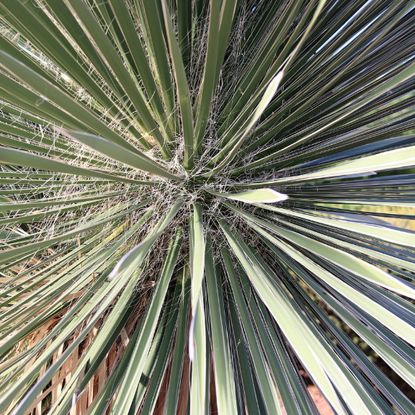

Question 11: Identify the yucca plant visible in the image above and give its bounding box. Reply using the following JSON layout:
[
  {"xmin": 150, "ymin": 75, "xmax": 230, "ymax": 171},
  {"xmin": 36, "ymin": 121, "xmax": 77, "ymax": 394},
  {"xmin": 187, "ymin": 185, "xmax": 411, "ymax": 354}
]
[{"xmin": 0, "ymin": 1, "xmax": 414, "ymax": 414}]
